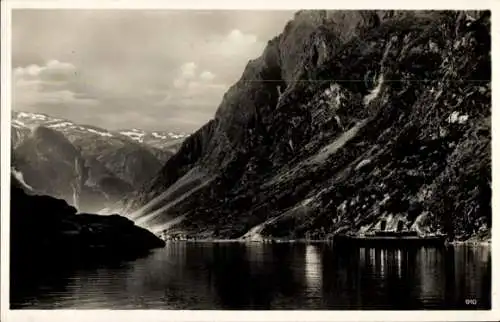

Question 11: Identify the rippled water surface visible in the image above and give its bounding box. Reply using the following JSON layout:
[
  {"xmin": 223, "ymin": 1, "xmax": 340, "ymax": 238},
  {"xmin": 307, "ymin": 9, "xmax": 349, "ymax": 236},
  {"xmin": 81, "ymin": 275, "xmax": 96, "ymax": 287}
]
[{"xmin": 11, "ymin": 243, "xmax": 491, "ymax": 309}]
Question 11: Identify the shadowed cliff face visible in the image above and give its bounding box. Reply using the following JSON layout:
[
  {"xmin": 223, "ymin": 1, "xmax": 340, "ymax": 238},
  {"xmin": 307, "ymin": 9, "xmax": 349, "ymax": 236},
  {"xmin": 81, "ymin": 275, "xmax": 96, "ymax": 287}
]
[
  {"xmin": 13, "ymin": 126, "xmax": 128, "ymax": 213},
  {"xmin": 14, "ymin": 127, "xmax": 92, "ymax": 204},
  {"xmin": 10, "ymin": 174, "xmax": 165, "ymax": 266},
  {"xmin": 127, "ymin": 10, "xmax": 491, "ymax": 241}
]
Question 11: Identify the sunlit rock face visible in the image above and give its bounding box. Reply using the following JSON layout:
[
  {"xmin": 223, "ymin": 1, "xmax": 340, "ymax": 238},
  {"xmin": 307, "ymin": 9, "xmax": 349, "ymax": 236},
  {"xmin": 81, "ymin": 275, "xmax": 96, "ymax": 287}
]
[{"xmin": 127, "ymin": 10, "xmax": 491, "ymax": 242}]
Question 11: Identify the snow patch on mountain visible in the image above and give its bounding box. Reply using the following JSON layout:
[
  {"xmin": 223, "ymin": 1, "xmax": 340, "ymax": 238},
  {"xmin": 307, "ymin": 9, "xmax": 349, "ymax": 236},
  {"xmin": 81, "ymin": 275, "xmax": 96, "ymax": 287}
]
[
  {"xmin": 12, "ymin": 111, "xmax": 188, "ymax": 153},
  {"xmin": 152, "ymin": 132, "xmax": 167, "ymax": 139},
  {"xmin": 86, "ymin": 128, "xmax": 113, "ymax": 137},
  {"xmin": 168, "ymin": 132, "xmax": 187, "ymax": 139},
  {"xmin": 12, "ymin": 119, "xmax": 26, "ymax": 128},
  {"xmin": 119, "ymin": 129, "xmax": 187, "ymax": 143},
  {"xmin": 17, "ymin": 112, "xmax": 48, "ymax": 121},
  {"xmin": 47, "ymin": 121, "xmax": 75, "ymax": 129}
]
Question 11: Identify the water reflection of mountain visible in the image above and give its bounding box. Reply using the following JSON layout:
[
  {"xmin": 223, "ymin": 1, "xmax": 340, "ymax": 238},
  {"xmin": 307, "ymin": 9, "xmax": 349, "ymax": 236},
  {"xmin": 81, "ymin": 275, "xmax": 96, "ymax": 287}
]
[
  {"xmin": 12, "ymin": 243, "xmax": 491, "ymax": 310},
  {"xmin": 197, "ymin": 243, "xmax": 308, "ymax": 309},
  {"xmin": 304, "ymin": 244, "xmax": 323, "ymax": 301},
  {"xmin": 448, "ymin": 245, "xmax": 491, "ymax": 309},
  {"xmin": 415, "ymin": 247, "xmax": 446, "ymax": 307},
  {"xmin": 320, "ymin": 245, "xmax": 491, "ymax": 310},
  {"xmin": 321, "ymin": 246, "xmax": 420, "ymax": 308}
]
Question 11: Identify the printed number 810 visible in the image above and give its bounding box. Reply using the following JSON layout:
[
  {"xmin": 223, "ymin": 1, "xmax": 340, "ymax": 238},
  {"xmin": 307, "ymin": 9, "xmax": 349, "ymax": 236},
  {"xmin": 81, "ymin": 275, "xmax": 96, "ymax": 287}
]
[{"xmin": 465, "ymin": 299, "xmax": 477, "ymax": 305}]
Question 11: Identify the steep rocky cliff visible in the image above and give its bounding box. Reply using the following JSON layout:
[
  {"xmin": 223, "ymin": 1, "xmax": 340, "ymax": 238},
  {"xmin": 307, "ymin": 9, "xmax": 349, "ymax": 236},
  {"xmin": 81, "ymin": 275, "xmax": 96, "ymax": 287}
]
[
  {"xmin": 13, "ymin": 126, "xmax": 119, "ymax": 212},
  {"xmin": 126, "ymin": 10, "xmax": 491, "ymax": 242}
]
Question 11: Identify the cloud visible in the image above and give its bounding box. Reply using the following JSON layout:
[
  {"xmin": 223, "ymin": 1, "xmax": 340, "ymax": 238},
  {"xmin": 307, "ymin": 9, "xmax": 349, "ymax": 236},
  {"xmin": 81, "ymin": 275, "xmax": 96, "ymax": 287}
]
[
  {"xmin": 172, "ymin": 78, "xmax": 187, "ymax": 89},
  {"xmin": 13, "ymin": 60, "xmax": 99, "ymax": 108},
  {"xmin": 199, "ymin": 71, "xmax": 216, "ymax": 81},
  {"xmin": 13, "ymin": 64, "xmax": 42, "ymax": 77},
  {"xmin": 14, "ymin": 60, "xmax": 76, "ymax": 80},
  {"xmin": 199, "ymin": 29, "xmax": 266, "ymax": 84},
  {"xmin": 155, "ymin": 29, "xmax": 263, "ymax": 116},
  {"xmin": 173, "ymin": 62, "xmax": 199, "ymax": 88},
  {"xmin": 228, "ymin": 29, "xmax": 258, "ymax": 46},
  {"xmin": 208, "ymin": 29, "xmax": 261, "ymax": 59},
  {"xmin": 166, "ymin": 62, "xmax": 225, "ymax": 109},
  {"xmin": 11, "ymin": 10, "xmax": 294, "ymax": 132},
  {"xmin": 180, "ymin": 62, "xmax": 197, "ymax": 79},
  {"xmin": 176, "ymin": 63, "xmax": 217, "ymax": 83}
]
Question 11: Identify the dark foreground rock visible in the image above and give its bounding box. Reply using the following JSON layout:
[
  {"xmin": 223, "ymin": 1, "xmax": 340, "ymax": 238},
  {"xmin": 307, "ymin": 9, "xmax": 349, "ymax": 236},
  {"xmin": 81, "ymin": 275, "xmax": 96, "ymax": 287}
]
[{"xmin": 10, "ymin": 178, "xmax": 165, "ymax": 269}]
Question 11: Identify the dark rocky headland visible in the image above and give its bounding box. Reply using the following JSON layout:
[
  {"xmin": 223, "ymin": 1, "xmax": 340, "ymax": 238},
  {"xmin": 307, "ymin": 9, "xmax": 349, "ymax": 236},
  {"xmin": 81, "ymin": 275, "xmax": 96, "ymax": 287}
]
[
  {"xmin": 10, "ymin": 168, "xmax": 165, "ymax": 307},
  {"xmin": 10, "ymin": 174, "xmax": 165, "ymax": 272}
]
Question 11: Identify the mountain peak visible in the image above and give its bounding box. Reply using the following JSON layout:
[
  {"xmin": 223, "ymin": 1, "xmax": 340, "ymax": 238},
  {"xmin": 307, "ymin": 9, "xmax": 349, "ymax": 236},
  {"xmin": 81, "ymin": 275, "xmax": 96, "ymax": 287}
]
[{"xmin": 126, "ymin": 10, "xmax": 491, "ymax": 242}]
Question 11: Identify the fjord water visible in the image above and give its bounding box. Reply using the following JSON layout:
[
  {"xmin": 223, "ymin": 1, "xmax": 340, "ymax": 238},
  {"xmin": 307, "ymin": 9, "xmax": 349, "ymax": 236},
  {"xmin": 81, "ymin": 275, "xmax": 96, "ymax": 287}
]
[{"xmin": 11, "ymin": 243, "xmax": 490, "ymax": 310}]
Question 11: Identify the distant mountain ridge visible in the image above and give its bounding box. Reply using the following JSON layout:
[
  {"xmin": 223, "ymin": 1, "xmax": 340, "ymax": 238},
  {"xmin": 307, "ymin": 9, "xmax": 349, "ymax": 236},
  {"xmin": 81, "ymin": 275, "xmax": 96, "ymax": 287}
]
[
  {"xmin": 117, "ymin": 128, "xmax": 188, "ymax": 154},
  {"xmin": 11, "ymin": 111, "xmax": 189, "ymax": 213},
  {"xmin": 12, "ymin": 111, "xmax": 187, "ymax": 151}
]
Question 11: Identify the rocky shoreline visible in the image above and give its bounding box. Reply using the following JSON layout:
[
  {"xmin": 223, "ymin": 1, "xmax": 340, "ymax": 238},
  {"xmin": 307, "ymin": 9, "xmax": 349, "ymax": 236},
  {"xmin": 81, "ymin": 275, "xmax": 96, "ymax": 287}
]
[{"xmin": 155, "ymin": 236, "xmax": 491, "ymax": 246}]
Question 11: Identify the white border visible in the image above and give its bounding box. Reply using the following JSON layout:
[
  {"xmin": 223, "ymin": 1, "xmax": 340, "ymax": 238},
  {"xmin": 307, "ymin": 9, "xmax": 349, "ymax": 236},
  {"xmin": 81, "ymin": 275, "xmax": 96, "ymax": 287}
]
[{"xmin": 1, "ymin": 0, "xmax": 498, "ymax": 321}]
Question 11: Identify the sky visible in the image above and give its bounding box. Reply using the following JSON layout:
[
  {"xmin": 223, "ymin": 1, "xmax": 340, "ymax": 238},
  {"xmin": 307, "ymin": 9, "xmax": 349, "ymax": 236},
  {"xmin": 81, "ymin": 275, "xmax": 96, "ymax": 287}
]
[{"xmin": 12, "ymin": 10, "xmax": 294, "ymax": 132}]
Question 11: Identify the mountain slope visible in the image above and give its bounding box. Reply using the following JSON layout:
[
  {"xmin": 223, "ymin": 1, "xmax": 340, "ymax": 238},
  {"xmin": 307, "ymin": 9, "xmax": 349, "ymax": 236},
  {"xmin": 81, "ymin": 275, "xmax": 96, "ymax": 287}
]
[
  {"xmin": 11, "ymin": 112, "xmax": 186, "ymax": 212},
  {"xmin": 126, "ymin": 10, "xmax": 491, "ymax": 242},
  {"xmin": 12, "ymin": 111, "xmax": 181, "ymax": 164}
]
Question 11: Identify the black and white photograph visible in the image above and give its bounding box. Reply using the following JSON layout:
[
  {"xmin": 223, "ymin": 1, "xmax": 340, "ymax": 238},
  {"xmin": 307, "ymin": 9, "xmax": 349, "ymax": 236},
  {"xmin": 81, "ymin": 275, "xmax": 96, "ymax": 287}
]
[{"xmin": 0, "ymin": 0, "xmax": 497, "ymax": 320}]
